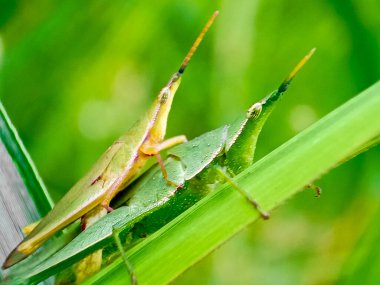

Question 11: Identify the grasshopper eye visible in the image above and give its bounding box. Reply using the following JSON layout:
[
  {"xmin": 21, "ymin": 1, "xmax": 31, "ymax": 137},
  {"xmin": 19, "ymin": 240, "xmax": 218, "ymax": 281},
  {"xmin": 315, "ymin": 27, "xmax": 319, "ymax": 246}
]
[
  {"xmin": 247, "ymin": 103, "xmax": 262, "ymax": 119},
  {"xmin": 171, "ymin": 72, "xmax": 180, "ymax": 82},
  {"xmin": 159, "ymin": 87, "xmax": 170, "ymax": 104}
]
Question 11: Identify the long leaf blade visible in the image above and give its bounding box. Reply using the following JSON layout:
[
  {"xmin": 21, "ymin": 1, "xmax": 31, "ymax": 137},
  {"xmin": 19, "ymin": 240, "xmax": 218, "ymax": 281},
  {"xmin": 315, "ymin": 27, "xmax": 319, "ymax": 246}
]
[
  {"xmin": 0, "ymin": 101, "xmax": 53, "ymax": 215},
  {"xmin": 83, "ymin": 81, "xmax": 380, "ymax": 285}
]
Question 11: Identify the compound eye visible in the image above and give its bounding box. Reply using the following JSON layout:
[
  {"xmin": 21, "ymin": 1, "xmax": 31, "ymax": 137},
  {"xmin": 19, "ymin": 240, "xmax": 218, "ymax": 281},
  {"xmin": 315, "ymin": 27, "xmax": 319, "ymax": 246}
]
[
  {"xmin": 159, "ymin": 87, "xmax": 170, "ymax": 104},
  {"xmin": 247, "ymin": 103, "xmax": 262, "ymax": 119},
  {"xmin": 171, "ymin": 73, "xmax": 180, "ymax": 82}
]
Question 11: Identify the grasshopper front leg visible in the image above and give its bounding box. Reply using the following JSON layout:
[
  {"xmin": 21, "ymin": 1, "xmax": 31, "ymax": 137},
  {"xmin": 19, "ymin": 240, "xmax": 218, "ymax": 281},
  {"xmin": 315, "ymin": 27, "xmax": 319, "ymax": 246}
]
[
  {"xmin": 100, "ymin": 135, "xmax": 187, "ymax": 212},
  {"xmin": 215, "ymin": 167, "xmax": 270, "ymax": 220},
  {"xmin": 140, "ymin": 135, "xmax": 187, "ymax": 188}
]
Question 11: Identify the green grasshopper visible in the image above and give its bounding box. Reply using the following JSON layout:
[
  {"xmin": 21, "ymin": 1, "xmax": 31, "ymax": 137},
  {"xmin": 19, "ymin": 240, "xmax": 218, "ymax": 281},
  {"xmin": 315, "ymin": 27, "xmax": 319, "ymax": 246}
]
[
  {"xmin": 8, "ymin": 49, "xmax": 315, "ymax": 285},
  {"xmin": 2, "ymin": 11, "xmax": 219, "ymax": 269},
  {"xmin": 112, "ymin": 48, "xmax": 316, "ymax": 282}
]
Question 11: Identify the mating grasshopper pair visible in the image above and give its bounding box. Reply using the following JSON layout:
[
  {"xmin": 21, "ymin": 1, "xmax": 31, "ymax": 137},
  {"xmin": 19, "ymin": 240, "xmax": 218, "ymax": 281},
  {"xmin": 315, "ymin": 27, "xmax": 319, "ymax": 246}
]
[{"xmin": 2, "ymin": 10, "xmax": 314, "ymax": 285}]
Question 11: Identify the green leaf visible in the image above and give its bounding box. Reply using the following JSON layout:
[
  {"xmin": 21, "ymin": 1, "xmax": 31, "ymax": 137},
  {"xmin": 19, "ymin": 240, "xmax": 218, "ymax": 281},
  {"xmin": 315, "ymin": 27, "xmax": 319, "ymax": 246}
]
[
  {"xmin": 82, "ymin": 82, "xmax": 380, "ymax": 285},
  {"xmin": 0, "ymin": 101, "xmax": 53, "ymax": 215}
]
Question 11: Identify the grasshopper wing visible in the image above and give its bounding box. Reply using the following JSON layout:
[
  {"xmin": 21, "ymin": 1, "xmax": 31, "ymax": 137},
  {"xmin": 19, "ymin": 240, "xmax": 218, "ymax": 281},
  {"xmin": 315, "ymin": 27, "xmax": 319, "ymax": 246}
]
[{"xmin": 3, "ymin": 140, "xmax": 126, "ymax": 268}]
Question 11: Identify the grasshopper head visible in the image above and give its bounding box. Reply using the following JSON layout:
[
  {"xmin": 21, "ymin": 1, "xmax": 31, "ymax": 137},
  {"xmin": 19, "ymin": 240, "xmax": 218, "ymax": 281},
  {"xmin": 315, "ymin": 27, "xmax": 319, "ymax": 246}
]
[
  {"xmin": 158, "ymin": 72, "xmax": 182, "ymax": 105},
  {"xmin": 149, "ymin": 72, "xmax": 182, "ymax": 140},
  {"xmin": 148, "ymin": 11, "xmax": 217, "ymax": 140},
  {"xmin": 246, "ymin": 102, "xmax": 263, "ymax": 120},
  {"xmin": 156, "ymin": 10, "xmax": 218, "ymax": 111}
]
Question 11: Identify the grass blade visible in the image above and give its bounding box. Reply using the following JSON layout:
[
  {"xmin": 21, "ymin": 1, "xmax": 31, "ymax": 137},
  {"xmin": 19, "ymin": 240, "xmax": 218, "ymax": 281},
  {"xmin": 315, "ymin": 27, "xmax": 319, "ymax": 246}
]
[
  {"xmin": 0, "ymin": 101, "xmax": 53, "ymax": 215},
  {"xmin": 83, "ymin": 81, "xmax": 380, "ymax": 285}
]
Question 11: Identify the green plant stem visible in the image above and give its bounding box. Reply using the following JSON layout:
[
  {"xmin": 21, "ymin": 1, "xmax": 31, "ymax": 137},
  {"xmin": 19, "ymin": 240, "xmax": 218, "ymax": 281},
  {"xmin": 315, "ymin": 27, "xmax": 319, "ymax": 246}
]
[{"xmin": 83, "ymin": 82, "xmax": 380, "ymax": 285}]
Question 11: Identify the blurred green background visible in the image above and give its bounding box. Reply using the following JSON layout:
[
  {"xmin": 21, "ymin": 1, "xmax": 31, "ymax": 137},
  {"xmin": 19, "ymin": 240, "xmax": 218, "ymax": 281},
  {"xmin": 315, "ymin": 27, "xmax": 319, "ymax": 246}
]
[{"xmin": 1, "ymin": 0, "xmax": 380, "ymax": 284}]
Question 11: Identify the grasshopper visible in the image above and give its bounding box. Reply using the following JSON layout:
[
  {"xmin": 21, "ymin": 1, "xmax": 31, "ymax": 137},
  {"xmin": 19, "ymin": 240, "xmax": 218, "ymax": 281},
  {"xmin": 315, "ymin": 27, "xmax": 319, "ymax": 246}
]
[
  {"xmin": 2, "ymin": 11, "xmax": 219, "ymax": 269},
  {"xmin": 111, "ymin": 49, "xmax": 316, "ymax": 280},
  {"xmin": 9, "ymin": 48, "xmax": 315, "ymax": 285}
]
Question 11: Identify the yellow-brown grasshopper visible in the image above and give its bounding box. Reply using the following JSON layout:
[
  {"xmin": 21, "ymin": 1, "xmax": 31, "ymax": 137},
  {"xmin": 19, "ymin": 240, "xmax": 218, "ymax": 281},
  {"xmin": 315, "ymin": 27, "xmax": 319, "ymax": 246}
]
[{"xmin": 3, "ymin": 11, "xmax": 219, "ymax": 269}]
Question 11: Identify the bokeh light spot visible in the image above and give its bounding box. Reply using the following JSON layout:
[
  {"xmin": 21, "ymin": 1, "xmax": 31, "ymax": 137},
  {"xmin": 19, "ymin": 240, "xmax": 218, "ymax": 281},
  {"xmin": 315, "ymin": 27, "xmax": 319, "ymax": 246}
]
[{"xmin": 289, "ymin": 104, "xmax": 319, "ymax": 132}]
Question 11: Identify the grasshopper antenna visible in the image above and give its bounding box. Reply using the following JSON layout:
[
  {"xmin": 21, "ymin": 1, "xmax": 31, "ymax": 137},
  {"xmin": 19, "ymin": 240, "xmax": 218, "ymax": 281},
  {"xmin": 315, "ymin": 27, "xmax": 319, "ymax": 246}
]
[
  {"xmin": 178, "ymin": 10, "xmax": 219, "ymax": 74},
  {"xmin": 278, "ymin": 48, "xmax": 316, "ymax": 93}
]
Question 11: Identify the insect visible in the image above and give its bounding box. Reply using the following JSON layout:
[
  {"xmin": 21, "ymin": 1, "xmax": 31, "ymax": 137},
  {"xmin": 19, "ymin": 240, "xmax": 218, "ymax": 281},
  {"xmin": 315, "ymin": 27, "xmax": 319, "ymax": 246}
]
[
  {"xmin": 112, "ymin": 48, "xmax": 316, "ymax": 282},
  {"xmin": 2, "ymin": 10, "xmax": 219, "ymax": 269},
  {"xmin": 10, "ymin": 48, "xmax": 315, "ymax": 285}
]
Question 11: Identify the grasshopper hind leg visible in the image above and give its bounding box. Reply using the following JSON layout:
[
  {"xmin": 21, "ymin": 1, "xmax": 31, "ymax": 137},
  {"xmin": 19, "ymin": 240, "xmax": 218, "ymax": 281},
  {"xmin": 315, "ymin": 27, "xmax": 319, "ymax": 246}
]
[{"xmin": 215, "ymin": 167, "xmax": 270, "ymax": 220}]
